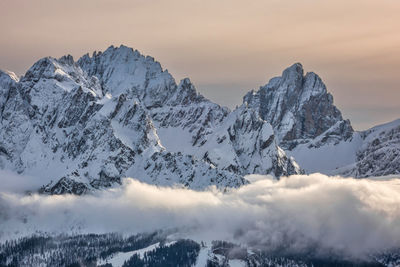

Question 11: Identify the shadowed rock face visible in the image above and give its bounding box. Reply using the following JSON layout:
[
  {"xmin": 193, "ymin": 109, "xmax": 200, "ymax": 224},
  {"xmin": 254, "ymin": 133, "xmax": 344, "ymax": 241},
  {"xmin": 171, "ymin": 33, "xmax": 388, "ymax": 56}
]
[{"xmin": 244, "ymin": 63, "xmax": 353, "ymax": 150}]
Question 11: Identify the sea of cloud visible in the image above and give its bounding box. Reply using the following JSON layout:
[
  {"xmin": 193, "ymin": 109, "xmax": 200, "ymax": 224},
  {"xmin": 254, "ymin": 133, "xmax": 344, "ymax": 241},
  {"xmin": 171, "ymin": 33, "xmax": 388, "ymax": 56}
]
[{"xmin": 0, "ymin": 172, "xmax": 400, "ymax": 260}]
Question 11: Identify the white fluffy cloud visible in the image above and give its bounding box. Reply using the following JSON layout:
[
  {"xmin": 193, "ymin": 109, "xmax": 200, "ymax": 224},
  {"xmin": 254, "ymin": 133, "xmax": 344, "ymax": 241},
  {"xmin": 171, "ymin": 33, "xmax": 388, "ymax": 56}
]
[{"xmin": 0, "ymin": 173, "xmax": 400, "ymax": 260}]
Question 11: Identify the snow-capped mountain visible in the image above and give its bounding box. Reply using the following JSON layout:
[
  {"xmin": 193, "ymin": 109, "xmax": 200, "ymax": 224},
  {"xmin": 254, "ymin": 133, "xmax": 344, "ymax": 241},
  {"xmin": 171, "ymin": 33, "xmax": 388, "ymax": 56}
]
[
  {"xmin": 244, "ymin": 63, "xmax": 400, "ymax": 177},
  {"xmin": 0, "ymin": 45, "xmax": 300, "ymax": 194},
  {"xmin": 0, "ymin": 45, "xmax": 398, "ymax": 194}
]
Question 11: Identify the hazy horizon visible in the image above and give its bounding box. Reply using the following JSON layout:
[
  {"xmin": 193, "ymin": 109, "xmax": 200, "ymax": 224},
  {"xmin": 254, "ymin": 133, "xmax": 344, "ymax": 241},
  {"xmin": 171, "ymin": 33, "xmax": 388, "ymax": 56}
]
[{"xmin": 1, "ymin": 0, "xmax": 399, "ymax": 130}]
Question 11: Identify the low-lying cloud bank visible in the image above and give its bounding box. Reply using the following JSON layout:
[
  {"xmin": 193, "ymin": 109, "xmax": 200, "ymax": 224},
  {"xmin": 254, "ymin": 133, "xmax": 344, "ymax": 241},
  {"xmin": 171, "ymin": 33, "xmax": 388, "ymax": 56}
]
[{"xmin": 0, "ymin": 173, "xmax": 400, "ymax": 260}]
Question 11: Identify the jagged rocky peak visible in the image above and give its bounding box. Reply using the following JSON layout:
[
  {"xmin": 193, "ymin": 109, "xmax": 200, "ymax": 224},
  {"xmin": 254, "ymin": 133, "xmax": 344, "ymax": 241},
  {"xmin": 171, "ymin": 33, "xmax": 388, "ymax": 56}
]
[
  {"xmin": 244, "ymin": 63, "xmax": 353, "ymax": 149},
  {"xmin": 77, "ymin": 45, "xmax": 186, "ymax": 108},
  {"xmin": 22, "ymin": 54, "xmax": 101, "ymax": 90},
  {"xmin": 0, "ymin": 70, "xmax": 18, "ymax": 112},
  {"xmin": 18, "ymin": 55, "xmax": 103, "ymax": 115},
  {"xmin": 0, "ymin": 70, "xmax": 19, "ymax": 83},
  {"xmin": 24, "ymin": 55, "xmax": 77, "ymax": 80},
  {"xmin": 226, "ymin": 104, "xmax": 302, "ymax": 176},
  {"xmin": 170, "ymin": 77, "xmax": 206, "ymax": 105}
]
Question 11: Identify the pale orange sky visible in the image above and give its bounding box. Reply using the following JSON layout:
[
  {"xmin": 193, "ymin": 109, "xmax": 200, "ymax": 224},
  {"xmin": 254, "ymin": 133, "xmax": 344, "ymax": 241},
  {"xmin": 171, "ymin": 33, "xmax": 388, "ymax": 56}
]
[{"xmin": 1, "ymin": 0, "xmax": 399, "ymax": 130}]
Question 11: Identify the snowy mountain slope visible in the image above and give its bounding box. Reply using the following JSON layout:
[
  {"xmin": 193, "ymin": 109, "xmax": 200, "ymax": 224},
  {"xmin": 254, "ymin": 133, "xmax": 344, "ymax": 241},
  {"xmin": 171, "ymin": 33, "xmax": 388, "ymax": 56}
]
[
  {"xmin": 345, "ymin": 118, "xmax": 400, "ymax": 177},
  {"xmin": 150, "ymin": 101, "xmax": 301, "ymax": 177},
  {"xmin": 0, "ymin": 45, "xmax": 300, "ymax": 194},
  {"xmin": 77, "ymin": 46, "xmax": 302, "ymax": 185},
  {"xmin": 78, "ymin": 45, "xmax": 300, "ymax": 178},
  {"xmin": 279, "ymin": 118, "xmax": 399, "ymax": 177}
]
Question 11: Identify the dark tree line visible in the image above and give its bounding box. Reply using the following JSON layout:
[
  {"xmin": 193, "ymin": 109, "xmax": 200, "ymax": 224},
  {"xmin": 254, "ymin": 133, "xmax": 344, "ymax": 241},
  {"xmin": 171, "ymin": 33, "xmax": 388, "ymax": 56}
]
[
  {"xmin": 122, "ymin": 239, "xmax": 200, "ymax": 267},
  {"xmin": 0, "ymin": 232, "xmax": 165, "ymax": 267},
  {"xmin": 0, "ymin": 233, "xmax": 398, "ymax": 267}
]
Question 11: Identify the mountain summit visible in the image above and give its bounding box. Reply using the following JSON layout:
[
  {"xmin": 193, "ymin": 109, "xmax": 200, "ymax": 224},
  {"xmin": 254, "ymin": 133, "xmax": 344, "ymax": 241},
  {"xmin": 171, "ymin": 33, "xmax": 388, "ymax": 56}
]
[{"xmin": 244, "ymin": 63, "xmax": 353, "ymax": 150}]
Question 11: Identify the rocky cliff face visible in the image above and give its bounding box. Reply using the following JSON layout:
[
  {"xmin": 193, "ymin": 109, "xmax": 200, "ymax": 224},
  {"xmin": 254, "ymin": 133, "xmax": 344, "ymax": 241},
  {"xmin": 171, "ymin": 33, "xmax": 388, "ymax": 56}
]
[
  {"xmin": 0, "ymin": 45, "xmax": 301, "ymax": 194},
  {"xmin": 242, "ymin": 63, "xmax": 400, "ymax": 178},
  {"xmin": 244, "ymin": 63, "xmax": 353, "ymax": 150}
]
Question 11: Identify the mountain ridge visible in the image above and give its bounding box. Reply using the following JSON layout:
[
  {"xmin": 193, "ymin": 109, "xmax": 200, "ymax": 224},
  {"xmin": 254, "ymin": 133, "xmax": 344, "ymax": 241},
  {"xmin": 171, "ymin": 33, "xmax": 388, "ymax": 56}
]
[
  {"xmin": 0, "ymin": 45, "xmax": 300, "ymax": 194},
  {"xmin": 0, "ymin": 45, "xmax": 398, "ymax": 194}
]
